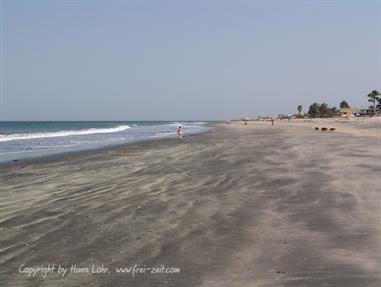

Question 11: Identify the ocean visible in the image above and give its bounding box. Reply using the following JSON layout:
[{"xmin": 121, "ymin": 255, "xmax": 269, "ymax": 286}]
[{"xmin": 0, "ymin": 121, "xmax": 209, "ymax": 163}]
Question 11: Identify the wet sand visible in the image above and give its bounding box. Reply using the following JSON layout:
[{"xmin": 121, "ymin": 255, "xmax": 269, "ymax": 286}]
[{"xmin": 1, "ymin": 122, "xmax": 381, "ymax": 286}]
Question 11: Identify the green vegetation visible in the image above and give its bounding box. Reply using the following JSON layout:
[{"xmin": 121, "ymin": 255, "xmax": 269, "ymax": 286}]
[
  {"xmin": 294, "ymin": 89, "xmax": 380, "ymax": 119},
  {"xmin": 297, "ymin": 105, "xmax": 302, "ymax": 117},
  {"xmin": 308, "ymin": 102, "xmax": 338, "ymax": 118},
  {"xmin": 367, "ymin": 90, "xmax": 381, "ymax": 114}
]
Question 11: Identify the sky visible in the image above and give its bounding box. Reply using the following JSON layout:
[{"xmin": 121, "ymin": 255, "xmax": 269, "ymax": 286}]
[{"xmin": 1, "ymin": 0, "xmax": 380, "ymax": 121}]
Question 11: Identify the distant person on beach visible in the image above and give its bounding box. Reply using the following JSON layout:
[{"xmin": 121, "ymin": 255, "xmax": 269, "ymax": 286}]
[
  {"xmin": 271, "ymin": 119, "xmax": 274, "ymax": 125},
  {"xmin": 177, "ymin": 125, "xmax": 184, "ymax": 140}
]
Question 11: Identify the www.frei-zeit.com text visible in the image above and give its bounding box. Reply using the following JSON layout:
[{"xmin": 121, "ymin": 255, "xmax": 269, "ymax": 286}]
[{"xmin": 18, "ymin": 264, "xmax": 181, "ymax": 278}]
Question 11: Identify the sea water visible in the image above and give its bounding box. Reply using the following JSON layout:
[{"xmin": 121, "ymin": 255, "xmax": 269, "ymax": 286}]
[{"xmin": 0, "ymin": 121, "xmax": 209, "ymax": 163}]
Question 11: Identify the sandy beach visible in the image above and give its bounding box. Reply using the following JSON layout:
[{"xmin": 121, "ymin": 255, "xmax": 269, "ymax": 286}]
[{"xmin": 1, "ymin": 119, "xmax": 381, "ymax": 287}]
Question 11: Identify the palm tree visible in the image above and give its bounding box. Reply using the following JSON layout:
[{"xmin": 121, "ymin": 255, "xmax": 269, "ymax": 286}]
[
  {"xmin": 297, "ymin": 105, "xmax": 302, "ymax": 117},
  {"xmin": 367, "ymin": 90, "xmax": 381, "ymax": 115}
]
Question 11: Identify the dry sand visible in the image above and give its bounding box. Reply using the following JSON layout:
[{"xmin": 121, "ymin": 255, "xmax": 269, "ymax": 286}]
[{"xmin": 1, "ymin": 119, "xmax": 381, "ymax": 286}]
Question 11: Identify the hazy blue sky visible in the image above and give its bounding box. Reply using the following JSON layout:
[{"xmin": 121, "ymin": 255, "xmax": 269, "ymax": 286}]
[{"xmin": 1, "ymin": 1, "xmax": 380, "ymax": 120}]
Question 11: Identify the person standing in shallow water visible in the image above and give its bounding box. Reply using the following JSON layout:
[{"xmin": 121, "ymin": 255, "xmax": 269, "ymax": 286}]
[{"xmin": 177, "ymin": 125, "xmax": 184, "ymax": 141}]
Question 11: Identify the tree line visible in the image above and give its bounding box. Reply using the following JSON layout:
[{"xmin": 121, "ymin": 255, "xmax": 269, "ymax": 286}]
[{"xmin": 296, "ymin": 90, "xmax": 381, "ymax": 118}]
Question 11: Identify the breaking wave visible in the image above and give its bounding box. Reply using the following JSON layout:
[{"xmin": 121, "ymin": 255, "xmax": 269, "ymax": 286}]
[{"xmin": 0, "ymin": 125, "xmax": 130, "ymax": 142}]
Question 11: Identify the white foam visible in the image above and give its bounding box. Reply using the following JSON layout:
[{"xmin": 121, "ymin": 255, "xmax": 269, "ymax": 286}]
[
  {"xmin": 170, "ymin": 122, "xmax": 182, "ymax": 127},
  {"xmin": 0, "ymin": 125, "xmax": 130, "ymax": 142},
  {"xmin": 170, "ymin": 121, "xmax": 207, "ymax": 128}
]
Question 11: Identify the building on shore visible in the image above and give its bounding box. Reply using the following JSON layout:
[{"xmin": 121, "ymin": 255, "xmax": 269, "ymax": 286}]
[{"xmin": 340, "ymin": 107, "xmax": 360, "ymax": 117}]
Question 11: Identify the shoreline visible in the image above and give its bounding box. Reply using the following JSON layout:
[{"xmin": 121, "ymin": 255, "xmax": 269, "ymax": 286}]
[{"xmin": 0, "ymin": 127, "xmax": 213, "ymax": 169}]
